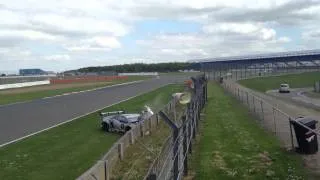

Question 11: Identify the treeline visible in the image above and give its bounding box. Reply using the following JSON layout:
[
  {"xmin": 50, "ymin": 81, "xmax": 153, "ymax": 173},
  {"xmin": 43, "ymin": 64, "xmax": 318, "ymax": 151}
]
[{"xmin": 73, "ymin": 62, "xmax": 200, "ymax": 73}]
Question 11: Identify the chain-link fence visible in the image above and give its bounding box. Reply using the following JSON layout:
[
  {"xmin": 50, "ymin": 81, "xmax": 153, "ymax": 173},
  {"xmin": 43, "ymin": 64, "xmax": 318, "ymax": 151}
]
[
  {"xmin": 77, "ymin": 96, "xmax": 177, "ymax": 180},
  {"xmin": 221, "ymin": 80, "xmax": 320, "ymax": 153},
  {"xmin": 144, "ymin": 75, "xmax": 208, "ymax": 180},
  {"xmin": 77, "ymin": 75, "xmax": 208, "ymax": 180}
]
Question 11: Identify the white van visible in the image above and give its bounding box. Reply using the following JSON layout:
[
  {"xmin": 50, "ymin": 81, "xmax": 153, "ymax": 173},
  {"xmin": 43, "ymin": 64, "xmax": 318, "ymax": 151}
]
[{"xmin": 279, "ymin": 83, "xmax": 290, "ymax": 93}]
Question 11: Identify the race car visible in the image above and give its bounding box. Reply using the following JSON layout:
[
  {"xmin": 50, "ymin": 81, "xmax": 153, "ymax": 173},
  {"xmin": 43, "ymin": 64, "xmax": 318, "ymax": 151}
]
[{"xmin": 99, "ymin": 106, "xmax": 154, "ymax": 133}]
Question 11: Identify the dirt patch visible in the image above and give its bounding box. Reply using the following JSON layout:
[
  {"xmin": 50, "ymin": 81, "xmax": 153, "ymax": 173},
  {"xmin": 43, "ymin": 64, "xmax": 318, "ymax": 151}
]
[{"xmin": 0, "ymin": 81, "xmax": 112, "ymax": 95}]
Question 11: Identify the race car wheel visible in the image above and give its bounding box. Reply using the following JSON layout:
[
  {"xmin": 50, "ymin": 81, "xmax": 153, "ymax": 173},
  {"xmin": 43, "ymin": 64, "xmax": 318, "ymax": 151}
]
[
  {"xmin": 102, "ymin": 123, "xmax": 110, "ymax": 132},
  {"xmin": 125, "ymin": 126, "xmax": 131, "ymax": 132}
]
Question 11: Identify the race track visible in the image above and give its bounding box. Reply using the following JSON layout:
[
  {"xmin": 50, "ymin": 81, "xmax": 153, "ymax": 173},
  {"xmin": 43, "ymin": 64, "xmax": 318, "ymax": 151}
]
[{"xmin": 0, "ymin": 75, "xmax": 189, "ymax": 146}]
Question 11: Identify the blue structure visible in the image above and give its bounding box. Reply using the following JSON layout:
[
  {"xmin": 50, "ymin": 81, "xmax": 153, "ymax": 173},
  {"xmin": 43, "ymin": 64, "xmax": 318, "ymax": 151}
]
[
  {"xmin": 194, "ymin": 49, "xmax": 320, "ymax": 79},
  {"xmin": 19, "ymin": 69, "xmax": 47, "ymax": 76}
]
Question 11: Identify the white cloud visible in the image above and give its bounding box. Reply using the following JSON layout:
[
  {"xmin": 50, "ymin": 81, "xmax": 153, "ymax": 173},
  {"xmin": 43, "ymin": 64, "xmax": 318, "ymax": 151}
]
[
  {"xmin": 0, "ymin": 30, "xmax": 58, "ymax": 41},
  {"xmin": 44, "ymin": 54, "xmax": 71, "ymax": 61},
  {"xmin": 0, "ymin": 0, "xmax": 320, "ymax": 71},
  {"xmin": 64, "ymin": 36, "xmax": 121, "ymax": 52}
]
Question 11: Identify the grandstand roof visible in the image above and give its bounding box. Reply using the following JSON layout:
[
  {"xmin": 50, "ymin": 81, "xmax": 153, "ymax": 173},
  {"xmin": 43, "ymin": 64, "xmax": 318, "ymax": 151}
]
[{"xmin": 196, "ymin": 49, "xmax": 320, "ymax": 64}]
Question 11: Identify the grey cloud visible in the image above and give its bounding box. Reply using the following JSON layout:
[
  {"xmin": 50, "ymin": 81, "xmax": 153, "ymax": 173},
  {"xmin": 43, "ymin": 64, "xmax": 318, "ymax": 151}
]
[
  {"xmin": 212, "ymin": 0, "xmax": 320, "ymax": 25},
  {"xmin": 131, "ymin": 5, "xmax": 225, "ymax": 20}
]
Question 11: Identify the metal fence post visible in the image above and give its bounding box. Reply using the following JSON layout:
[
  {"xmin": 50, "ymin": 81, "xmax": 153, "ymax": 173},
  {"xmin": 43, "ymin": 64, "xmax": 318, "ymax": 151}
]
[
  {"xmin": 156, "ymin": 113, "xmax": 159, "ymax": 125},
  {"xmin": 104, "ymin": 160, "xmax": 110, "ymax": 180},
  {"xmin": 246, "ymin": 92, "xmax": 249, "ymax": 107},
  {"xmin": 118, "ymin": 143, "xmax": 124, "ymax": 160},
  {"xmin": 252, "ymin": 96, "xmax": 256, "ymax": 113},
  {"xmin": 272, "ymin": 107, "xmax": 277, "ymax": 135},
  {"xmin": 182, "ymin": 116, "xmax": 188, "ymax": 176},
  {"xmin": 260, "ymin": 100, "xmax": 264, "ymax": 121},
  {"xmin": 159, "ymin": 111, "xmax": 179, "ymax": 180}
]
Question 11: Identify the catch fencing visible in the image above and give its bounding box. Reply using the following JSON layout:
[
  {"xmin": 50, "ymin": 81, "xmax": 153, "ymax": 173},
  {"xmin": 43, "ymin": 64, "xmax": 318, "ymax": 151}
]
[
  {"xmin": 144, "ymin": 75, "xmax": 208, "ymax": 180},
  {"xmin": 221, "ymin": 80, "xmax": 320, "ymax": 151},
  {"xmin": 77, "ymin": 98, "xmax": 176, "ymax": 180},
  {"xmin": 77, "ymin": 75, "xmax": 208, "ymax": 180}
]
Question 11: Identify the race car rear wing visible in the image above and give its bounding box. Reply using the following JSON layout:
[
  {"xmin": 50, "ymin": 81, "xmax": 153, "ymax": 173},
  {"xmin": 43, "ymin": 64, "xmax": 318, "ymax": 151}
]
[{"xmin": 99, "ymin": 110, "xmax": 125, "ymax": 117}]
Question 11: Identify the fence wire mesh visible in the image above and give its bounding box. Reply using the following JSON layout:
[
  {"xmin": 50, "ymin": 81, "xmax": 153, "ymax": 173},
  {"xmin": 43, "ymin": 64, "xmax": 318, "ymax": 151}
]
[{"xmin": 144, "ymin": 75, "xmax": 208, "ymax": 180}]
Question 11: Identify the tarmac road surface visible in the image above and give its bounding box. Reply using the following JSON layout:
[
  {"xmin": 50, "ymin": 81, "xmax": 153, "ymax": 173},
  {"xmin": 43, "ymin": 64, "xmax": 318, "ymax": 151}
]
[{"xmin": 0, "ymin": 75, "xmax": 189, "ymax": 146}]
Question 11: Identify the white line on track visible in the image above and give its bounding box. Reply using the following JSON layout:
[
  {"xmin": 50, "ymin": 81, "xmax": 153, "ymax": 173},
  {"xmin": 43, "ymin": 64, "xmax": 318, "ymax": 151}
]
[
  {"xmin": 0, "ymin": 80, "xmax": 144, "ymax": 107},
  {"xmin": 0, "ymin": 81, "xmax": 169, "ymax": 148}
]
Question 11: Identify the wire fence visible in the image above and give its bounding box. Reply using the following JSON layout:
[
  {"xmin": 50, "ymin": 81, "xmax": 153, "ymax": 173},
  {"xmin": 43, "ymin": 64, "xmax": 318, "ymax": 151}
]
[
  {"xmin": 221, "ymin": 80, "xmax": 320, "ymax": 153},
  {"xmin": 77, "ymin": 95, "xmax": 177, "ymax": 180},
  {"xmin": 144, "ymin": 75, "xmax": 208, "ymax": 180}
]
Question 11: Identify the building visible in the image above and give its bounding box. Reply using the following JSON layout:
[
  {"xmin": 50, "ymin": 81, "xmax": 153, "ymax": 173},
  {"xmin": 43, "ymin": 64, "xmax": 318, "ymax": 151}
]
[{"xmin": 19, "ymin": 69, "xmax": 47, "ymax": 76}]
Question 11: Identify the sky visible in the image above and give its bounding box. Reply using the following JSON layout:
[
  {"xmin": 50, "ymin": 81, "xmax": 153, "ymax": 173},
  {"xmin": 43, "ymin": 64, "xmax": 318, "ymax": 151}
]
[{"xmin": 1, "ymin": 0, "xmax": 320, "ymax": 73}]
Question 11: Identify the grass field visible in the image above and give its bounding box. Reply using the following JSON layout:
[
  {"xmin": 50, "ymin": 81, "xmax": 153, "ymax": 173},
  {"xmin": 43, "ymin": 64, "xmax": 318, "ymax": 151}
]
[
  {"xmin": 239, "ymin": 71, "xmax": 320, "ymax": 92},
  {"xmin": 191, "ymin": 82, "xmax": 308, "ymax": 179},
  {"xmin": 0, "ymin": 84, "xmax": 182, "ymax": 180},
  {"xmin": 0, "ymin": 76, "xmax": 148, "ymax": 105}
]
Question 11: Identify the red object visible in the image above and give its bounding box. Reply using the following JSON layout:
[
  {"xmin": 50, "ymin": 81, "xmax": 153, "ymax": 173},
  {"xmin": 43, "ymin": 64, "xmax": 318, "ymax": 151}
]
[
  {"xmin": 184, "ymin": 80, "xmax": 193, "ymax": 88},
  {"xmin": 50, "ymin": 76, "xmax": 128, "ymax": 84}
]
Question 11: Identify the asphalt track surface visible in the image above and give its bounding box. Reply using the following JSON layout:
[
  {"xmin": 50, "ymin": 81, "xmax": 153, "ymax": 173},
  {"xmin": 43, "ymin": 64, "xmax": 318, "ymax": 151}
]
[{"xmin": 0, "ymin": 75, "xmax": 189, "ymax": 145}]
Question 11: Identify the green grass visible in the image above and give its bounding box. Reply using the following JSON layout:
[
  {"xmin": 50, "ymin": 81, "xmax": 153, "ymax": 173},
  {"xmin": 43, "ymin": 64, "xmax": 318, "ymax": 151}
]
[
  {"xmin": 111, "ymin": 97, "xmax": 185, "ymax": 180},
  {"xmin": 239, "ymin": 71, "xmax": 320, "ymax": 92},
  {"xmin": 0, "ymin": 76, "xmax": 148, "ymax": 105},
  {"xmin": 191, "ymin": 82, "xmax": 308, "ymax": 179},
  {"xmin": 0, "ymin": 84, "xmax": 182, "ymax": 180}
]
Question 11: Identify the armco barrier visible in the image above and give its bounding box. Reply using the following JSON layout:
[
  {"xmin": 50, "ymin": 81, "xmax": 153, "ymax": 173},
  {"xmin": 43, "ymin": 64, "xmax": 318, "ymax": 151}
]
[
  {"xmin": 50, "ymin": 76, "xmax": 128, "ymax": 84},
  {"xmin": 0, "ymin": 80, "xmax": 50, "ymax": 90}
]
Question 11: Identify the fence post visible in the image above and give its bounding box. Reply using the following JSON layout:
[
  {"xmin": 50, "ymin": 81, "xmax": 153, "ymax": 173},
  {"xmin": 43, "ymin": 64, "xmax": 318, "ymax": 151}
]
[
  {"xmin": 272, "ymin": 107, "xmax": 277, "ymax": 135},
  {"xmin": 156, "ymin": 113, "xmax": 159, "ymax": 125},
  {"xmin": 252, "ymin": 96, "xmax": 256, "ymax": 113},
  {"xmin": 260, "ymin": 100, "xmax": 264, "ymax": 121},
  {"xmin": 182, "ymin": 116, "xmax": 188, "ymax": 176},
  {"xmin": 118, "ymin": 143, "xmax": 124, "ymax": 160},
  {"xmin": 159, "ymin": 111, "xmax": 179, "ymax": 180},
  {"xmin": 129, "ymin": 131, "xmax": 135, "ymax": 144},
  {"xmin": 246, "ymin": 92, "xmax": 249, "ymax": 107},
  {"xmin": 148, "ymin": 118, "xmax": 152, "ymax": 134},
  {"xmin": 187, "ymin": 103, "xmax": 193, "ymax": 154},
  {"xmin": 140, "ymin": 123, "xmax": 144, "ymax": 137},
  {"xmin": 237, "ymin": 88, "xmax": 240, "ymax": 100},
  {"xmin": 104, "ymin": 160, "xmax": 110, "ymax": 180},
  {"xmin": 188, "ymin": 117, "xmax": 192, "ymax": 153}
]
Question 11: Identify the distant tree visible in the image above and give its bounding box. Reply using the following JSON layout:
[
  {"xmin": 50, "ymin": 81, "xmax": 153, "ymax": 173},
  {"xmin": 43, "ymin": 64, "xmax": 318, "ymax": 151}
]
[
  {"xmin": 75, "ymin": 62, "xmax": 200, "ymax": 73},
  {"xmin": 1, "ymin": 74, "xmax": 5, "ymax": 77}
]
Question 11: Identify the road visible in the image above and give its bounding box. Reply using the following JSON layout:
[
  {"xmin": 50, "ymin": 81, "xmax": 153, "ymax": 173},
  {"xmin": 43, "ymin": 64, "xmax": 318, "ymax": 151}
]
[
  {"xmin": 0, "ymin": 75, "xmax": 189, "ymax": 146},
  {"xmin": 266, "ymin": 88, "xmax": 320, "ymax": 111}
]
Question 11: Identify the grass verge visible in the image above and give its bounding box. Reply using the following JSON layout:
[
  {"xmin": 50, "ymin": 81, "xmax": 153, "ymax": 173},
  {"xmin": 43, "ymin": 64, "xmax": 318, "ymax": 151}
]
[
  {"xmin": 0, "ymin": 84, "xmax": 181, "ymax": 180},
  {"xmin": 190, "ymin": 82, "xmax": 307, "ymax": 179},
  {"xmin": 239, "ymin": 71, "xmax": 320, "ymax": 92},
  {"xmin": 0, "ymin": 76, "xmax": 149, "ymax": 105}
]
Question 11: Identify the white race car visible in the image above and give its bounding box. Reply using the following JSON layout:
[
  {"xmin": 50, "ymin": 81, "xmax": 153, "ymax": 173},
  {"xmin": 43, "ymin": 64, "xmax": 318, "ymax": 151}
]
[{"xmin": 99, "ymin": 106, "xmax": 154, "ymax": 133}]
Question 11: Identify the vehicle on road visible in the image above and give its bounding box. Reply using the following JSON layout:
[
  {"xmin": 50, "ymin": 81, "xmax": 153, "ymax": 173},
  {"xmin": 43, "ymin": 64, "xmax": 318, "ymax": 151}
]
[
  {"xmin": 279, "ymin": 83, "xmax": 290, "ymax": 93},
  {"xmin": 99, "ymin": 106, "xmax": 154, "ymax": 133}
]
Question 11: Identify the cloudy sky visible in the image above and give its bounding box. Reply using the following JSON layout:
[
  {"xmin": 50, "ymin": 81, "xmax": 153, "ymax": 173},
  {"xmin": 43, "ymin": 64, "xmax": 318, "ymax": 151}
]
[{"xmin": 1, "ymin": 0, "xmax": 320, "ymax": 73}]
